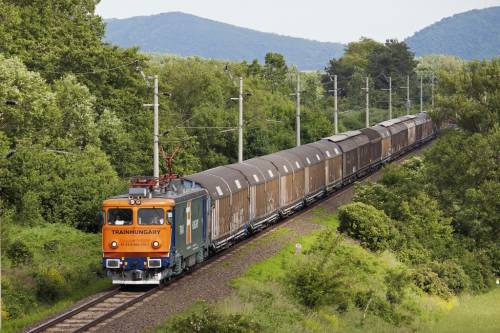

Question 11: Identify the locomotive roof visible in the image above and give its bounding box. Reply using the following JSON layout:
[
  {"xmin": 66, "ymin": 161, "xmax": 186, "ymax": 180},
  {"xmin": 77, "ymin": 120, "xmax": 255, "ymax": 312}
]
[{"xmin": 106, "ymin": 187, "xmax": 206, "ymax": 205}]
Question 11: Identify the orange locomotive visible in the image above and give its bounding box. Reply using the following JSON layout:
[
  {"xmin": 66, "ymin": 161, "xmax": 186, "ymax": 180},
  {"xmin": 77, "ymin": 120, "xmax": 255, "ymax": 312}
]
[{"xmin": 101, "ymin": 184, "xmax": 209, "ymax": 284}]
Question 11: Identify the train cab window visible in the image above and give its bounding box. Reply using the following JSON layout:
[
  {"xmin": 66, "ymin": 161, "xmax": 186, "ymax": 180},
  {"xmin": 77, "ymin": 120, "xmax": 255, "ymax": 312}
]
[
  {"xmin": 138, "ymin": 208, "xmax": 164, "ymax": 225},
  {"xmin": 108, "ymin": 209, "xmax": 132, "ymax": 225}
]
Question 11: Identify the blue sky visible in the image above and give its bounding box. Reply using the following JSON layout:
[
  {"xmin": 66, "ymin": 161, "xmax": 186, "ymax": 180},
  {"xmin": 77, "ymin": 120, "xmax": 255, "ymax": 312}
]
[{"xmin": 97, "ymin": 0, "xmax": 500, "ymax": 43}]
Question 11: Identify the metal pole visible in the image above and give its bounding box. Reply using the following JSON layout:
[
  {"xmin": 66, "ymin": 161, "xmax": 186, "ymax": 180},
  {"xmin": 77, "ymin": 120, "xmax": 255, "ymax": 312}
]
[
  {"xmin": 431, "ymin": 75, "xmax": 435, "ymax": 110},
  {"xmin": 389, "ymin": 76, "xmax": 392, "ymax": 119},
  {"xmin": 334, "ymin": 75, "xmax": 338, "ymax": 134},
  {"xmin": 238, "ymin": 77, "xmax": 243, "ymax": 163},
  {"xmin": 153, "ymin": 75, "xmax": 160, "ymax": 184},
  {"xmin": 296, "ymin": 74, "xmax": 301, "ymax": 146},
  {"xmin": 406, "ymin": 75, "xmax": 410, "ymax": 115},
  {"xmin": 365, "ymin": 77, "xmax": 369, "ymax": 128},
  {"xmin": 420, "ymin": 74, "xmax": 423, "ymax": 113}
]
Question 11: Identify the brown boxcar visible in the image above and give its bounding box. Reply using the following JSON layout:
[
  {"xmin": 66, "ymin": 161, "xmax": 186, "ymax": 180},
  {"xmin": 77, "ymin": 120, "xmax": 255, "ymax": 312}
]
[
  {"xmin": 240, "ymin": 157, "xmax": 280, "ymax": 220},
  {"xmin": 287, "ymin": 145, "xmax": 326, "ymax": 198},
  {"xmin": 400, "ymin": 115, "xmax": 417, "ymax": 147},
  {"xmin": 226, "ymin": 162, "xmax": 270, "ymax": 226},
  {"xmin": 183, "ymin": 166, "xmax": 249, "ymax": 244},
  {"xmin": 371, "ymin": 125, "xmax": 392, "ymax": 161},
  {"xmin": 306, "ymin": 140, "xmax": 343, "ymax": 189},
  {"xmin": 380, "ymin": 119, "xmax": 408, "ymax": 155},
  {"xmin": 260, "ymin": 152, "xmax": 302, "ymax": 211},
  {"xmin": 324, "ymin": 131, "xmax": 366, "ymax": 181},
  {"xmin": 360, "ymin": 127, "xmax": 382, "ymax": 165},
  {"xmin": 414, "ymin": 114, "xmax": 426, "ymax": 143},
  {"xmin": 351, "ymin": 132, "xmax": 371, "ymax": 171},
  {"xmin": 278, "ymin": 150, "xmax": 306, "ymax": 203}
]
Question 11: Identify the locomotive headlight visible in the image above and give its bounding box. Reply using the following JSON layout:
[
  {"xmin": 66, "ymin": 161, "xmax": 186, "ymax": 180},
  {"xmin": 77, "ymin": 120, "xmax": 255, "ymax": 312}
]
[
  {"xmin": 110, "ymin": 240, "xmax": 118, "ymax": 249},
  {"xmin": 129, "ymin": 199, "xmax": 136, "ymax": 205},
  {"xmin": 152, "ymin": 240, "xmax": 160, "ymax": 249}
]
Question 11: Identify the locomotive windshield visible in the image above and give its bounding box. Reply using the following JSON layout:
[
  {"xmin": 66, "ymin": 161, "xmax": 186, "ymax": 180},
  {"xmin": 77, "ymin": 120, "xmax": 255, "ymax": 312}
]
[
  {"xmin": 108, "ymin": 208, "xmax": 133, "ymax": 225},
  {"xmin": 138, "ymin": 208, "xmax": 164, "ymax": 225}
]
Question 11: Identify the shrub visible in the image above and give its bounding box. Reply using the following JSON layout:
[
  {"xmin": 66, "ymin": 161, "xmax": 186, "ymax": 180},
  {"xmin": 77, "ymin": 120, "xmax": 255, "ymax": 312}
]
[
  {"xmin": 338, "ymin": 202, "xmax": 398, "ymax": 252},
  {"xmin": 161, "ymin": 302, "xmax": 261, "ymax": 333},
  {"xmin": 411, "ymin": 266, "xmax": 452, "ymax": 299},
  {"xmin": 428, "ymin": 260, "xmax": 470, "ymax": 294},
  {"xmin": 6, "ymin": 240, "xmax": 33, "ymax": 266},
  {"xmin": 35, "ymin": 267, "xmax": 69, "ymax": 302},
  {"xmin": 286, "ymin": 256, "xmax": 351, "ymax": 309}
]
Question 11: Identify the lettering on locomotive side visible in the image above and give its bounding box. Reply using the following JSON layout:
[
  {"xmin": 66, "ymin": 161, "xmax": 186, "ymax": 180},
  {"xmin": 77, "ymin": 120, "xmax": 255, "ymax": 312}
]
[{"xmin": 111, "ymin": 229, "xmax": 161, "ymax": 235}]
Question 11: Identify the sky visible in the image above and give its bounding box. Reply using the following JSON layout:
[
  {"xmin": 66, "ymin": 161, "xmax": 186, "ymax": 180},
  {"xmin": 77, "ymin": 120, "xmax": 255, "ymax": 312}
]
[{"xmin": 96, "ymin": 0, "xmax": 500, "ymax": 43}]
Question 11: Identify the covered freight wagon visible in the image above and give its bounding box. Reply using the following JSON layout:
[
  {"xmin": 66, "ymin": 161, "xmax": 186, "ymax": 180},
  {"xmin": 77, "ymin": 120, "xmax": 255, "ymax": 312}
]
[
  {"xmin": 226, "ymin": 159, "xmax": 280, "ymax": 229},
  {"xmin": 287, "ymin": 145, "xmax": 326, "ymax": 200},
  {"xmin": 324, "ymin": 130, "xmax": 370, "ymax": 183},
  {"xmin": 306, "ymin": 140, "xmax": 343, "ymax": 190},
  {"xmin": 380, "ymin": 119, "xmax": 408, "ymax": 156},
  {"xmin": 183, "ymin": 166, "xmax": 250, "ymax": 249},
  {"xmin": 260, "ymin": 152, "xmax": 303, "ymax": 213}
]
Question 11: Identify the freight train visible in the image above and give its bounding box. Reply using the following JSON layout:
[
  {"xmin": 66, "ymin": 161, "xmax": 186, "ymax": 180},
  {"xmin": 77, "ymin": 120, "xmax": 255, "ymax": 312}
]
[{"xmin": 101, "ymin": 113, "xmax": 435, "ymax": 284}]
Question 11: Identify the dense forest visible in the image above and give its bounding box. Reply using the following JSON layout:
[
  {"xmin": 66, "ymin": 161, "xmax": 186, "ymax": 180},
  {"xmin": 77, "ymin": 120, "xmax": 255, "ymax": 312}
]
[{"xmin": 0, "ymin": 1, "xmax": 499, "ymax": 331}]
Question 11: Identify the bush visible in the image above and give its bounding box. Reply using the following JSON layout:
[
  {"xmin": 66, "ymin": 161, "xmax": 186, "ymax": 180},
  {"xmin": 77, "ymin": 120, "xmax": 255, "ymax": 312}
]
[
  {"xmin": 286, "ymin": 256, "xmax": 351, "ymax": 309},
  {"xmin": 411, "ymin": 266, "xmax": 452, "ymax": 299},
  {"xmin": 6, "ymin": 240, "xmax": 33, "ymax": 266},
  {"xmin": 428, "ymin": 260, "xmax": 470, "ymax": 294},
  {"xmin": 338, "ymin": 202, "xmax": 398, "ymax": 252},
  {"xmin": 35, "ymin": 267, "xmax": 70, "ymax": 302},
  {"xmin": 161, "ymin": 302, "xmax": 261, "ymax": 333}
]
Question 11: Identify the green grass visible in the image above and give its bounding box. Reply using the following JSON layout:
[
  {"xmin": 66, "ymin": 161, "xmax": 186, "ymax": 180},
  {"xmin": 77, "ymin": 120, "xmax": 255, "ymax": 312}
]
[
  {"xmin": 1, "ymin": 278, "xmax": 111, "ymax": 333},
  {"xmin": 419, "ymin": 288, "xmax": 500, "ymax": 333},
  {"xmin": 1, "ymin": 223, "xmax": 110, "ymax": 332}
]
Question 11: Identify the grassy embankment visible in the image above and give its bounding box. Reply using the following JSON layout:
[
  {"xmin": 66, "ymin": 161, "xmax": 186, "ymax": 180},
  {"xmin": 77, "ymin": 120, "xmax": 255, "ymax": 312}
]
[
  {"xmin": 1, "ymin": 224, "xmax": 110, "ymax": 333},
  {"xmin": 157, "ymin": 209, "xmax": 499, "ymax": 333}
]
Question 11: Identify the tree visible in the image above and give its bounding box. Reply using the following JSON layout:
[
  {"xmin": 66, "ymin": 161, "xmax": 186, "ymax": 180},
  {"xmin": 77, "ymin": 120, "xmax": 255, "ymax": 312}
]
[{"xmin": 264, "ymin": 52, "xmax": 288, "ymax": 92}]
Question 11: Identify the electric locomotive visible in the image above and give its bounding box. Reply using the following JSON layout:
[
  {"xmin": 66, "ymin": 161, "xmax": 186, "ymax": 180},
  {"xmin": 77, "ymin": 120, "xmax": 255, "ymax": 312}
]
[{"xmin": 101, "ymin": 180, "xmax": 209, "ymax": 284}]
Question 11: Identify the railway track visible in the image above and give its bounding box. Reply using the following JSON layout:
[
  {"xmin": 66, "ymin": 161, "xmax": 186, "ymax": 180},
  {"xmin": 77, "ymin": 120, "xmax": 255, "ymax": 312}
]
[{"xmin": 25, "ymin": 140, "xmax": 433, "ymax": 333}]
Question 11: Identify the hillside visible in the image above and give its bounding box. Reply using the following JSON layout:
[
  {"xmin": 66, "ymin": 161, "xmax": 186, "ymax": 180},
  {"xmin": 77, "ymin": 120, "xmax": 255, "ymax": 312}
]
[
  {"xmin": 406, "ymin": 6, "xmax": 500, "ymax": 59},
  {"xmin": 104, "ymin": 12, "xmax": 345, "ymax": 70}
]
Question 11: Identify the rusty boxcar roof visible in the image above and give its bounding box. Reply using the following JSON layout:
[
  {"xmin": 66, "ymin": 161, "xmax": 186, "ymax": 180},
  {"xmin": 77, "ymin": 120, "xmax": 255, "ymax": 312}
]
[
  {"xmin": 324, "ymin": 130, "xmax": 368, "ymax": 153},
  {"xmin": 183, "ymin": 166, "xmax": 249, "ymax": 199},
  {"xmin": 366, "ymin": 125, "xmax": 391, "ymax": 139},
  {"xmin": 306, "ymin": 140, "xmax": 342, "ymax": 159},
  {"xmin": 360, "ymin": 127, "xmax": 383, "ymax": 142},
  {"xmin": 226, "ymin": 162, "xmax": 267, "ymax": 186},
  {"xmin": 241, "ymin": 157, "xmax": 279, "ymax": 181},
  {"xmin": 261, "ymin": 151, "xmax": 298, "ymax": 175},
  {"xmin": 287, "ymin": 145, "xmax": 324, "ymax": 166}
]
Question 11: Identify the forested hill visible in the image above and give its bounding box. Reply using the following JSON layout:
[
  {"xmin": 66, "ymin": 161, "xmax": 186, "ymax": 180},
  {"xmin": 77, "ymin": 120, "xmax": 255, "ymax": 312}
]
[
  {"xmin": 405, "ymin": 6, "xmax": 500, "ymax": 59},
  {"xmin": 104, "ymin": 12, "xmax": 345, "ymax": 70}
]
